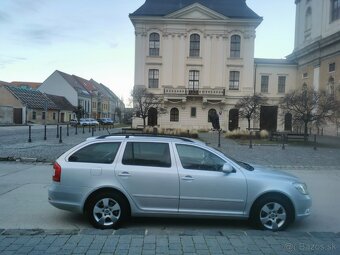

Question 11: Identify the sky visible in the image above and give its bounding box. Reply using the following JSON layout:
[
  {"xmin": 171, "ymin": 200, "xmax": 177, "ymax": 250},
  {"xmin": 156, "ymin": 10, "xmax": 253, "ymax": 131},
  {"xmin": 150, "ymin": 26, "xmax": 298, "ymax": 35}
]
[{"xmin": 0, "ymin": 0, "xmax": 296, "ymax": 106}]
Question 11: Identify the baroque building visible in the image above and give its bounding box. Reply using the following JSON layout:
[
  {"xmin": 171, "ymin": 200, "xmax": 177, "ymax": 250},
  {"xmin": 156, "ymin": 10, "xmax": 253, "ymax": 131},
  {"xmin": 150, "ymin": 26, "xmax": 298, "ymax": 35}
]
[{"xmin": 130, "ymin": 0, "xmax": 340, "ymax": 135}]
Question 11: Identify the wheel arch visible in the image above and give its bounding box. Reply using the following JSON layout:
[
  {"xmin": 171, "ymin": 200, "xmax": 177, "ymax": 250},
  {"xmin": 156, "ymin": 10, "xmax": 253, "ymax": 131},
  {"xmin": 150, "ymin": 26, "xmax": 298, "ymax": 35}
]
[
  {"xmin": 83, "ymin": 187, "xmax": 131, "ymax": 217},
  {"xmin": 249, "ymin": 191, "xmax": 296, "ymax": 222}
]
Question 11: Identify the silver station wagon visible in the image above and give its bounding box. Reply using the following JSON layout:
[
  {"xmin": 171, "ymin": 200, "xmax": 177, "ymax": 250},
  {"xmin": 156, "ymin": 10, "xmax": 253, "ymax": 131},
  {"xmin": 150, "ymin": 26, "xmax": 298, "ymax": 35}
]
[{"xmin": 48, "ymin": 134, "xmax": 311, "ymax": 231}]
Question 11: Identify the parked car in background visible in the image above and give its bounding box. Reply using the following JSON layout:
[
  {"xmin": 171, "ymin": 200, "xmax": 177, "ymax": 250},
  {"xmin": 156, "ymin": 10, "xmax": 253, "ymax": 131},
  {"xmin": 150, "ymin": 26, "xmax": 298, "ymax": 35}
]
[
  {"xmin": 48, "ymin": 134, "xmax": 311, "ymax": 231},
  {"xmin": 79, "ymin": 118, "xmax": 90, "ymax": 126},
  {"xmin": 69, "ymin": 119, "xmax": 78, "ymax": 126},
  {"xmin": 88, "ymin": 118, "xmax": 99, "ymax": 126},
  {"xmin": 97, "ymin": 118, "xmax": 114, "ymax": 125}
]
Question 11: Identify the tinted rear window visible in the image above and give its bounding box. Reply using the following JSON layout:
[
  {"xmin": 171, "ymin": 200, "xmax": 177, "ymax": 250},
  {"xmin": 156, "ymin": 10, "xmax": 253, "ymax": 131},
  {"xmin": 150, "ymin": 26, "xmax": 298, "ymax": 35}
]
[
  {"xmin": 122, "ymin": 142, "xmax": 171, "ymax": 167},
  {"xmin": 69, "ymin": 142, "xmax": 121, "ymax": 164}
]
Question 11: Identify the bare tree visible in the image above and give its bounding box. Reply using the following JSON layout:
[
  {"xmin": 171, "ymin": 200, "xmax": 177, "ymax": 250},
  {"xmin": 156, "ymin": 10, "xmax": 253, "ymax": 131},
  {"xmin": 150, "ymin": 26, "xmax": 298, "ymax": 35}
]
[
  {"xmin": 131, "ymin": 87, "xmax": 164, "ymax": 128},
  {"xmin": 235, "ymin": 94, "xmax": 267, "ymax": 130},
  {"xmin": 280, "ymin": 87, "xmax": 339, "ymax": 140}
]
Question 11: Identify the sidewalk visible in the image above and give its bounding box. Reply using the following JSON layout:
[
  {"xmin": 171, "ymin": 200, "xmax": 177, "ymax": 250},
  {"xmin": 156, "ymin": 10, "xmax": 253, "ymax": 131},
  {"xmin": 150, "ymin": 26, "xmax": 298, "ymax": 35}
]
[{"xmin": 0, "ymin": 228, "xmax": 339, "ymax": 255}]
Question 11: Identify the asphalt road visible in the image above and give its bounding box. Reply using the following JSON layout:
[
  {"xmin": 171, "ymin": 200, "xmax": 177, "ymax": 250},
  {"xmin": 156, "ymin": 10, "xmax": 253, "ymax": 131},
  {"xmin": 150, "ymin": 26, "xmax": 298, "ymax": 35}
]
[{"xmin": 0, "ymin": 162, "xmax": 339, "ymax": 233}]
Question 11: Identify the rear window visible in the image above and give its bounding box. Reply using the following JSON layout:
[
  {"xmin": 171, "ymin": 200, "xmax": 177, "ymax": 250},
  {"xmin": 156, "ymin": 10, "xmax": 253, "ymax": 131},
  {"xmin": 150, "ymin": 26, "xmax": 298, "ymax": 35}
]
[
  {"xmin": 122, "ymin": 142, "xmax": 171, "ymax": 167},
  {"xmin": 68, "ymin": 142, "xmax": 121, "ymax": 164}
]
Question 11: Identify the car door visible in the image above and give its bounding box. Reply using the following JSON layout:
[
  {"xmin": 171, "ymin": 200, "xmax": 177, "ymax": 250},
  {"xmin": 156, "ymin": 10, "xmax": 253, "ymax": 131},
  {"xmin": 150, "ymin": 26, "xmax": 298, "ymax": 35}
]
[
  {"xmin": 174, "ymin": 143, "xmax": 247, "ymax": 216},
  {"xmin": 115, "ymin": 141, "xmax": 179, "ymax": 213}
]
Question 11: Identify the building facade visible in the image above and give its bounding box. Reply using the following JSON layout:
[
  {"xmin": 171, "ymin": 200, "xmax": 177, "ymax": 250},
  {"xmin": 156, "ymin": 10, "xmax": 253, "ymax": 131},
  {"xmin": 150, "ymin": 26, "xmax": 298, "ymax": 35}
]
[
  {"xmin": 130, "ymin": 0, "xmax": 263, "ymax": 130},
  {"xmin": 130, "ymin": 0, "xmax": 340, "ymax": 135}
]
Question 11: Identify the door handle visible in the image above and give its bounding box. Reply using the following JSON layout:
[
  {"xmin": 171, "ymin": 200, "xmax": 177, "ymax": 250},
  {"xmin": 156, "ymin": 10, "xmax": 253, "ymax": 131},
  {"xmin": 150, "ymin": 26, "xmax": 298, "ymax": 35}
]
[
  {"xmin": 181, "ymin": 175, "xmax": 194, "ymax": 181},
  {"xmin": 118, "ymin": 171, "xmax": 131, "ymax": 177}
]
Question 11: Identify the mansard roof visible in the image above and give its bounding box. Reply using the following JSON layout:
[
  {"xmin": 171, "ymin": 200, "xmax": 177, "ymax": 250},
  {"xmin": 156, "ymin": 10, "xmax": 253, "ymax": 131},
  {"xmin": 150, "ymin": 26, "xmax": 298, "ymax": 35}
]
[{"xmin": 130, "ymin": 0, "xmax": 260, "ymax": 19}]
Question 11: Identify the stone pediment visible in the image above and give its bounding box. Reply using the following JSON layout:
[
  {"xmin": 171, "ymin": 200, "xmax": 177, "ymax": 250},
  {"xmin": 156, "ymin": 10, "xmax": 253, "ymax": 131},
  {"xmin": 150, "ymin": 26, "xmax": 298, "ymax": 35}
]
[{"xmin": 166, "ymin": 3, "xmax": 228, "ymax": 20}]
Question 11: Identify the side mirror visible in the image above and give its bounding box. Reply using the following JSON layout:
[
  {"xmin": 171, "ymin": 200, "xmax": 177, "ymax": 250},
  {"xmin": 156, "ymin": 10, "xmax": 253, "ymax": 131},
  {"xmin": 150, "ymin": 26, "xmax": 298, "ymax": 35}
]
[{"xmin": 222, "ymin": 163, "xmax": 234, "ymax": 174}]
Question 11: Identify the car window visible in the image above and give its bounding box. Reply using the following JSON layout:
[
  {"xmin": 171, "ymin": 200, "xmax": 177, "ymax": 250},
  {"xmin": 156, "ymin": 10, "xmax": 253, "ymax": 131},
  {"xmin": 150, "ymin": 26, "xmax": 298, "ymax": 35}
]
[
  {"xmin": 176, "ymin": 144, "xmax": 225, "ymax": 171},
  {"xmin": 122, "ymin": 142, "xmax": 171, "ymax": 167},
  {"xmin": 68, "ymin": 142, "xmax": 121, "ymax": 164}
]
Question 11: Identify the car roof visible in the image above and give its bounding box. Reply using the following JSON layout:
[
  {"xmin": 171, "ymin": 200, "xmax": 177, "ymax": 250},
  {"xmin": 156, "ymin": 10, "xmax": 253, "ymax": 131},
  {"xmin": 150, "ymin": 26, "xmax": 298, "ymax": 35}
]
[{"xmin": 86, "ymin": 134, "xmax": 203, "ymax": 144}]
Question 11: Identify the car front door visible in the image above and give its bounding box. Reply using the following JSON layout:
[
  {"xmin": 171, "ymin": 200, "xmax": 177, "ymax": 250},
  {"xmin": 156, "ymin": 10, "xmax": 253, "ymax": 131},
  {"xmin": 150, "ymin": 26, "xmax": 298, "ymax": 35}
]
[
  {"xmin": 115, "ymin": 141, "xmax": 179, "ymax": 213},
  {"xmin": 175, "ymin": 144, "xmax": 247, "ymax": 216}
]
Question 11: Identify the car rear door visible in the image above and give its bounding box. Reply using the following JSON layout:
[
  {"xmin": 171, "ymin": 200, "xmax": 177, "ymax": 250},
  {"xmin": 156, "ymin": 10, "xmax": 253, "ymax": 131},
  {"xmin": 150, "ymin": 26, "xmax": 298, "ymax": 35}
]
[
  {"xmin": 174, "ymin": 143, "xmax": 247, "ymax": 216},
  {"xmin": 115, "ymin": 141, "xmax": 179, "ymax": 213}
]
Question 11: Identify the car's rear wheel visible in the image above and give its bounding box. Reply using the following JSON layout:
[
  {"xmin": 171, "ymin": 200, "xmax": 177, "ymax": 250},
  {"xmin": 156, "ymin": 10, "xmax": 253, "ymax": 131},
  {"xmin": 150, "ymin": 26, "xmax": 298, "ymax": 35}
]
[
  {"xmin": 87, "ymin": 192, "xmax": 128, "ymax": 229},
  {"xmin": 250, "ymin": 195, "xmax": 294, "ymax": 231}
]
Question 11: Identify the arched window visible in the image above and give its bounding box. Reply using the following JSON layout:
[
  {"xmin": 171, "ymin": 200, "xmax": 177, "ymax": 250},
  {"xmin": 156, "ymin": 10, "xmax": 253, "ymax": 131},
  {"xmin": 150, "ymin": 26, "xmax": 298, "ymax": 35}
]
[
  {"xmin": 170, "ymin": 108, "xmax": 179, "ymax": 122},
  {"xmin": 305, "ymin": 7, "xmax": 312, "ymax": 31},
  {"xmin": 230, "ymin": 35, "xmax": 241, "ymax": 58},
  {"xmin": 189, "ymin": 34, "xmax": 200, "ymax": 57},
  {"xmin": 149, "ymin": 33, "xmax": 160, "ymax": 56}
]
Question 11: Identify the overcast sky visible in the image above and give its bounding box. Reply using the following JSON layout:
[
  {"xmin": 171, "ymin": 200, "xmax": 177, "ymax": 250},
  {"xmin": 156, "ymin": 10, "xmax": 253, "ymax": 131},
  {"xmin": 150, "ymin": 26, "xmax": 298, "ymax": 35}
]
[{"xmin": 0, "ymin": 0, "xmax": 296, "ymax": 105}]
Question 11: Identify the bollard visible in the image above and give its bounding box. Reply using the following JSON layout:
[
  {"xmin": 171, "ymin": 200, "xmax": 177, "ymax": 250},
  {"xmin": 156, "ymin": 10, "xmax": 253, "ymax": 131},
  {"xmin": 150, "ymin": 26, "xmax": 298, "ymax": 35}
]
[
  {"xmin": 56, "ymin": 124, "xmax": 59, "ymax": 138},
  {"xmin": 89, "ymin": 125, "xmax": 91, "ymax": 133},
  {"xmin": 282, "ymin": 134, "xmax": 285, "ymax": 150},
  {"xmin": 82, "ymin": 125, "xmax": 85, "ymax": 134},
  {"xmin": 218, "ymin": 129, "xmax": 221, "ymax": 148},
  {"xmin": 67, "ymin": 124, "xmax": 69, "ymax": 136},
  {"xmin": 44, "ymin": 125, "xmax": 47, "ymax": 140},
  {"xmin": 59, "ymin": 127, "xmax": 63, "ymax": 143},
  {"xmin": 314, "ymin": 134, "xmax": 317, "ymax": 150},
  {"xmin": 249, "ymin": 131, "xmax": 253, "ymax": 149},
  {"xmin": 75, "ymin": 125, "xmax": 78, "ymax": 135},
  {"xmin": 92, "ymin": 127, "xmax": 94, "ymax": 136},
  {"xmin": 28, "ymin": 125, "xmax": 32, "ymax": 143}
]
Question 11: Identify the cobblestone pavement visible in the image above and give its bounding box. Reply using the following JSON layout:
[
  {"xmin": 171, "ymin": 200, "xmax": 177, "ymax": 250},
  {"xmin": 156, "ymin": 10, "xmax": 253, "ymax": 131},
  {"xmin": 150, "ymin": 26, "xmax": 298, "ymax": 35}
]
[{"xmin": 0, "ymin": 229, "xmax": 339, "ymax": 255}]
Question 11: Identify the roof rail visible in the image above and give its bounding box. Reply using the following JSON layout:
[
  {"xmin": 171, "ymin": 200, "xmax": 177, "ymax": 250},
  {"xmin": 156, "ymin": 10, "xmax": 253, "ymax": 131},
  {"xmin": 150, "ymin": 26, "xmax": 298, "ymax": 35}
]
[{"xmin": 96, "ymin": 133, "xmax": 194, "ymax": 142}]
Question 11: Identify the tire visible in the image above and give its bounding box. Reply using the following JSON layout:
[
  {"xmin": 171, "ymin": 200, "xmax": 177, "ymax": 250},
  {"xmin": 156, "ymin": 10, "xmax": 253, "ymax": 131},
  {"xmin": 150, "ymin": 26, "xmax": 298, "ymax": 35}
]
[
  {"xmin": 86, "ymin": 192, "xmax": 128, "ymax": 229},
  {"xmin": 250, "ymin": 195, "xmax": 294, "ymax": 231}
]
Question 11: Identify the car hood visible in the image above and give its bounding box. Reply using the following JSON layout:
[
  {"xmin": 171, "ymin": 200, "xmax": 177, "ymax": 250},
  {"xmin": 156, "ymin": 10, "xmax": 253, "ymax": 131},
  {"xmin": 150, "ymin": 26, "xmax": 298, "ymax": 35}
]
[{"xmin": 250, "ymin": 164, "xmax": 299, "ymax": 182}]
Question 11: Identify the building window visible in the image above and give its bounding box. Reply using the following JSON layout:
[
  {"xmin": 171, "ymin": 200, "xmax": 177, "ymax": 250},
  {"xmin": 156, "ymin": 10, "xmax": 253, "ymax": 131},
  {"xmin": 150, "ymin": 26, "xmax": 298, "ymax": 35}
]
[
  {"xmin": 32, "ymin": 111, "xmax": 36, "ymax": 120},
  {"xmin": 42, "ymin": 111, "xmax": 46, "ymax": 120},
  {"xmin": 189, "ymin": 70, "xmax": 199, "ymax": 90},
  {"xmin": 305, "ymin": 7, "xmax": 312, "ymax": 31},
  {"xmin": 149, "ymin": 33, "xmax": 160, "ymax": 56},
  {"xmin": 170, "ymin": 108, "xmax": 179, "ymax": 122},
  {"xmin": 331, "ymin": 0, "xmax": 340, "ymax": 22},
  {"xmin": 303, "ymin": 72, "xmax": 308, "ymax": 78},
  {"xmin": 278, "ymin": 76, "xmax": 286, "ymax": 93},
  {"xmin": 191, "ymin": 107, "xmax": 197, "ymax": 118},
  {"xmin": 189, "ymin": 34, "xmax": 200, "ymax": 57},
  {"xmin": 53, "ymin": 112, "xmax": 56, "ymax": 120},
  {"xmin": 302, "ymin": 83, "xmax": 308, "ymax": 91},
  {"xmin": 148, "ymin": 69, "xmax": 159, "ymax": 88},
  {"xmin": 329, "ymin": 77, "xmax": 335, "ymax": 96},
  {"xmin": 230, "ymin": 35, "xmax": 241, "ymax": 58},
  {"xmin": 229, "ymin": 71, "xmax": 240, "ymax": 90},
  {"xmin": 261, "ymin": 75, "xmax": 269, "ymax": 93},
  {"xmin": 329, "ymin": 62, "xmax": 336, "ymax": 72}
]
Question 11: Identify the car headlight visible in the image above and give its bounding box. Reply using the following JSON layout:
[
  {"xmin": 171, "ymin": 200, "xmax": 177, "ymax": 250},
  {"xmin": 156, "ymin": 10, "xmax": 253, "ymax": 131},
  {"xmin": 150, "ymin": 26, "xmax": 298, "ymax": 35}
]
[{"xmin": 293, "ymin": 182, "xmax": 309, "ymax": 195}]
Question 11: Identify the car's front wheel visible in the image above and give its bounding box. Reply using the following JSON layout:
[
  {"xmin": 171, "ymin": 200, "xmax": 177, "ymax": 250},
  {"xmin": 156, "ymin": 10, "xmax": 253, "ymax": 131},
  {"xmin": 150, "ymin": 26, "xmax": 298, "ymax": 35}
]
[
  {"xmin": 250, "ymin": 195, "xmax": 294, "ymax": 231},
  {"xmin": 86, "ymin": 192, "xmax": 128, "ymax": 229}
]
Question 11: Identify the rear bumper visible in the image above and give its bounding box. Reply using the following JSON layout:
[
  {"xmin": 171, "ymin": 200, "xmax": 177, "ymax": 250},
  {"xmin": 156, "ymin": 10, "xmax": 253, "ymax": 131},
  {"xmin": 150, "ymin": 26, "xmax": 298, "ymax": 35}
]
[{"xmin": 48, "ymin": 184, "xmax": 88, "ymax": 213}]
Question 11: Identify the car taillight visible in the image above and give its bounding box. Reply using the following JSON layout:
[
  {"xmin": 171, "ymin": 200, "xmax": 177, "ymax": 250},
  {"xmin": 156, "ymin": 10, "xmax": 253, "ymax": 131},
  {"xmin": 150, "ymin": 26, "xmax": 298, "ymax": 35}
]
[{"xmin": 53, "ymin": 162, "xmax": 61, "ymax": 182}]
